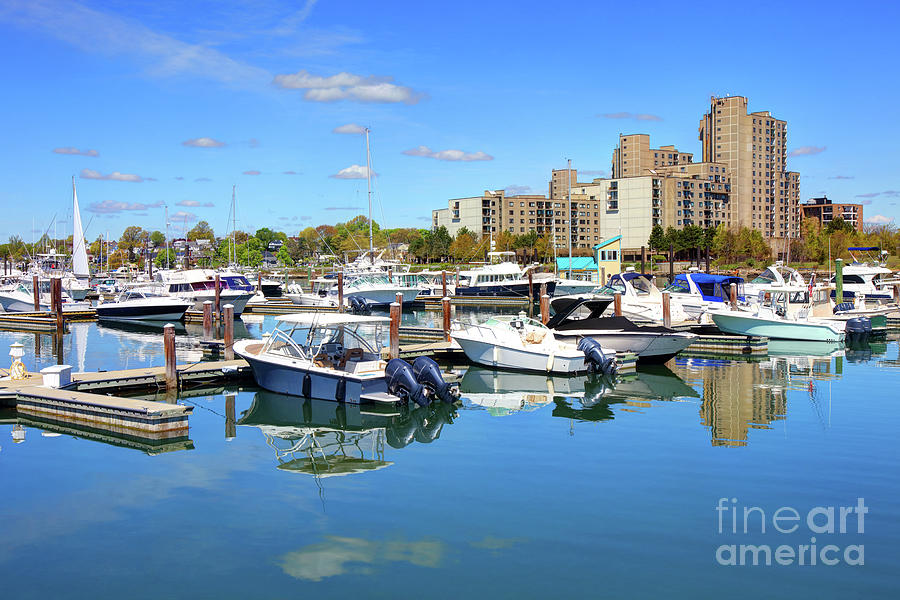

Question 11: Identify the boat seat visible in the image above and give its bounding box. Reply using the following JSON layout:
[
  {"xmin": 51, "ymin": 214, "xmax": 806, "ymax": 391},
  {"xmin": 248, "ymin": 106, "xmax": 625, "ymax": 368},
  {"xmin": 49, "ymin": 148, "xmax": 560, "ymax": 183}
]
[
  {"xmin": 524, "ymin": 330, "xmax": 546, "ymax": 344},
  {"xmin": 313, "ymin": 353, "xmax": 334, "ymax": 369},
  {"xmin": 338, "ymin": 347, "xmax": 365, "ymax": 368}
]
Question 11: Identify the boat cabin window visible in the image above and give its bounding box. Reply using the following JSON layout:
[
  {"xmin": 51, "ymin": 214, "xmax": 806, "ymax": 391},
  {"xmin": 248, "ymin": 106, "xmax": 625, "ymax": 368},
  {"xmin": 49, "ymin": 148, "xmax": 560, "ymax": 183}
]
[
  {"xmin": 600, "ymin": 277, "xmax": 627, "ymax": 295},
  {"xmin": 830, "ymin": 274, "xmax": 866, "ymax": 284},
  {"xmin": 630, "ymin": 276, "xmax": 653, "ymax": 295}
]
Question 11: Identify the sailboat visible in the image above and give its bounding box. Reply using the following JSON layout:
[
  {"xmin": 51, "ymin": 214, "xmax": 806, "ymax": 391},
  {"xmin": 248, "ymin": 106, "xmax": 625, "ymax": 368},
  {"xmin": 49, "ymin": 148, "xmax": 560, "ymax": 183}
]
[{"xmin": 60, "ymin": 178, "xmax": 91, "ymax": 300}]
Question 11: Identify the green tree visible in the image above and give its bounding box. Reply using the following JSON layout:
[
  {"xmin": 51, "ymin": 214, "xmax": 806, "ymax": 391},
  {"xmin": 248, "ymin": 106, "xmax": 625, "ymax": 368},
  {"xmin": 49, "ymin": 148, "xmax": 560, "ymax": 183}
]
[
  {"xmin": 154, "ymin": 248, "xmax": 176, "ymax": 268},
  {"xmin": 119, "ymin": 226, "xmax": 147, "ymax": 261},
  {"xmin": 825, "ymin": 216, "xmax": 854, "ymax": 234},
  {"xmin": 276, "ymin": 246, "xmax": 294, "ymax": 266},
  {"xmin": 187, "ymin": 220, "xmax": 215, "ymax": 241},
  {"xmin": 149, "ymin": 230, "xmax": 165, "ymax": 246},
  {"xmin": 648, "ymin": 224, "xmax": 666, "ymax": 252}
]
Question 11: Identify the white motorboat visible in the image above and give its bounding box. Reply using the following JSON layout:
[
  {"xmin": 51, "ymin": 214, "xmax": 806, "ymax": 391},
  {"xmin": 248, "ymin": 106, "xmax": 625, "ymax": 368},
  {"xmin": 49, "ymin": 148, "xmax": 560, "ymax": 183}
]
[
  {"xmin": 829, "ymin": 262, "xmax": 895, "ymax": 306},
  {"xmin": 662, "ymin": 271, "xmax": 746, "ymax": 318},
  {"xmin": 454, "ymin": 253, "xmax": 556, "ymax": 298},
  {"xmin": 451, "ymin": 314, "xmax": 617, "ymax": 375},
  {"xmin": 95, "ymin": 290, "xmax": 193, "ymax": 322},
  {"xmin": 285, "ymin": 278, "xmax": 340, "ymax": 307},
  {"xmin": 546, "ymin": 297, "xmax": 696, "ymax": 363},
  {"xmin": 710, "ymin": 285, "xmax": 846, "ymax": 342},
  {"xmin": 0, "ymin": 283, "xmax": 37, "ymax": 312},
  {"xmin": 744, "ymin": 262, "xmax": 806, "ymax": 301},
  {"xmin": 155, "ymin": 268, "xmax": 255, "ymax": 316},
  {"xmin": 343, "ymin": 274, "xmax": 425, "ymax": 306},
  {"xmin": 234, "ymin": 313, "xmax": 458, "ymax": 406},
  {"xmin": 593, "ymin": 269, "xmax": 693, "ymax": 323}
]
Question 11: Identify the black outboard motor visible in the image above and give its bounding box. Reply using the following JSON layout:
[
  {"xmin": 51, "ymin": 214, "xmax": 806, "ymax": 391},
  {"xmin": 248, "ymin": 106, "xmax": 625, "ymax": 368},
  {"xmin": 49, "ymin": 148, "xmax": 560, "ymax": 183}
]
[
  {"xmin": 411, "ymin": 356, "xmax": 459, "ymax": 403},
  {"xmin": 385, "ymin": 358, "xmax": 430, "ymax": 406},
  {"xmin": 845, "ymin": 316, "xmax": 872, "ymax": 343},
  {"xmin": 578, "ymin": 338, "xmax": 617, "ymax": 377},
  {"xmin": 349, "ymin": 296, "xmax": 372, "ymax": 314}
]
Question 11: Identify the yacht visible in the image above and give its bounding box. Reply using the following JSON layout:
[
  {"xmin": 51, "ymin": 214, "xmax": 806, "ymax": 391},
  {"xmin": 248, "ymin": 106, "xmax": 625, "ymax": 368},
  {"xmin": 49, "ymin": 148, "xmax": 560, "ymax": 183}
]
[
  {"xmin": 829, "ymin": 263, "xmax": 894, "ymax": 306},
  {"xmin": 233, "ymin": 313, "xmax": 458, "ymax": 405},
  {"xmin": 744, "ymin": 262, "xmax": 806, "ymax": 301},
  {"xmin": 285, "ymin": 277, "xmax": 340, "ymax": 307},
  {"xmin": 155, "ymin": 269, "xmax": 255, "ymax": 316},
  {"xmin": 95, "ymin": 289, "xmax": 193, "ymax": 322},
  {"xmin": 450, "ymin": 314, "xmax": 617, "ymax": 375},
  {"xmin": 546, "ymin": 297, "xmax": 696, "ymax": 363},
  {"xmin": 455, "ymin": 252, "xmax": 556, "ymax": 298}
]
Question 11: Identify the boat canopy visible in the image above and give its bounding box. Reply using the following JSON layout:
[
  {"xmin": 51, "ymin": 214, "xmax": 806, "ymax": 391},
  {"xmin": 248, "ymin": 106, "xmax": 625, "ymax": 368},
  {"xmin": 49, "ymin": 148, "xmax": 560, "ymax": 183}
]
[
  {"xmin": 675, "ymin": 273, "xmax": 745, "ymax": 302},
  {"xmin": 274, "ymin": 313, "xmax": 391, "ymax": 326},
  {"xmin": 848, "ymin": 247, "xmax": 880, "ymax": 251}
]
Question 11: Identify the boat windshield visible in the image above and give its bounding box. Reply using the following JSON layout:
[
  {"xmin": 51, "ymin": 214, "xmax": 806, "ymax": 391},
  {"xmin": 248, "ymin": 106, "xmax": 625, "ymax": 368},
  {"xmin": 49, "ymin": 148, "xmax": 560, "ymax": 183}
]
[
  {"xmin": 664, "ymin": 279, "xmax": 691, "ymax": 294},
  {"xmin": 630, "ymin": 276, "xmax": 653, "ymax": 295},
  {"xmin": 750, "ymin": 268, "xmax": 777, "ymax": 285}
]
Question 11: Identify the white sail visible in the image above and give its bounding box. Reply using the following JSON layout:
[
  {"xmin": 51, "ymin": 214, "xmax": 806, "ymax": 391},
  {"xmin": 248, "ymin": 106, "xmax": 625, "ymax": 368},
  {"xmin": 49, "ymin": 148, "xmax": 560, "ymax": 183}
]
[{"xmin": 72, "ymin": 178, "xmax": 90, "ymax": 278}]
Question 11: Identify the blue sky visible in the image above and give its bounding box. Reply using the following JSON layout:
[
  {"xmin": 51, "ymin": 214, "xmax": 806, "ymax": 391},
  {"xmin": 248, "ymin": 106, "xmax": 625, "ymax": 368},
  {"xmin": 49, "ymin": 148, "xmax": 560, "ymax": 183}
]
[{"xmin": 1, "ymin": 0, "xmax": 897, "ymax": 241}]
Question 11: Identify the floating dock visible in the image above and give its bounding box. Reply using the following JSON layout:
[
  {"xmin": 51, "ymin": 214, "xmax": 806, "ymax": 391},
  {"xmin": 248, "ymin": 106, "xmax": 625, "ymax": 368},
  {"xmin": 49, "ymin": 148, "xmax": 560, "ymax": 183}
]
[{"xmin": 419, "ymin": 295, "xmax": 531, "ymax": 309}]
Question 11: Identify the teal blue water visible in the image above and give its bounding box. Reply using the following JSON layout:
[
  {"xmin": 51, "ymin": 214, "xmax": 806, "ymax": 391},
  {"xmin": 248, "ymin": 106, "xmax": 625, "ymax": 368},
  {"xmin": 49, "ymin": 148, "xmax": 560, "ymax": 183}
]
[{"xmin": 1, "ymin": 319, "xmax": 898, "ymax": 598}]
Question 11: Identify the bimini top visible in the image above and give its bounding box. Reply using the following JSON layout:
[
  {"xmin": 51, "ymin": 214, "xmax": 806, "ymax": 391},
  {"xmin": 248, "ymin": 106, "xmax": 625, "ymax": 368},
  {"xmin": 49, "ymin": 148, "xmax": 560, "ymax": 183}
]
[{"xmin": 274, "ymin": 313, "xmax": 391, "ymax": 326}]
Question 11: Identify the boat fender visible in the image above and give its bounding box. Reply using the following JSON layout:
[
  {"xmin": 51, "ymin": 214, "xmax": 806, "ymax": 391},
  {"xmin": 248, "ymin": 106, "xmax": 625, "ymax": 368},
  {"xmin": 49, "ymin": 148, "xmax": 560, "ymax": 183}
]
[
  {"xmin": 546, "ymin": 352, "xmax": 554, "ymax": 372},
  {"xmin": 335, "ymin": 377, "xmax": 346, "ymax": 403},
  {"xmin": 385, "ymin": 358, "xmax": 430, "ymax": 406},
  {"xmin": 411, "ymin": 356, "xmax": 459, "ymax": 403},
  {"xmin": 302, "ymin": 373, "xmax": 312, "ymax": 398}
]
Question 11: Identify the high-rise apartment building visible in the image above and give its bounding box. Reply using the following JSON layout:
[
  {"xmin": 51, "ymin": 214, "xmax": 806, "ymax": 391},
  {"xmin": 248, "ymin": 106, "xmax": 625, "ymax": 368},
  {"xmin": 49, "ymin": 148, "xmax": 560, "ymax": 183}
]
[
  {"xmin": 699, "ymin": 95, "xmax": 800, "ymax": 238},
  {"xmin": 611, "ymin": 134, "xmax": 693, "ymax": 178},
  {"xmin": 549, "ymin": 168, "xmax": 577, "ymax": 199},
  {"xmin": 800, "ymin": 196, "xmax": 864, "ymax": 231}
]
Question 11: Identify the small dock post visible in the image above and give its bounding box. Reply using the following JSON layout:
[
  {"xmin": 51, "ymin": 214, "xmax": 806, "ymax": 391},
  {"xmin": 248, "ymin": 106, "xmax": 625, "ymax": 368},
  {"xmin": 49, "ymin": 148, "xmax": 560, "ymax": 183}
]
[
  {"xmin": 528, "ymin": 270, "xmax": 534, "ymax": 317},
  {"xmin": 601, "ymin": 267, "xmax": 606, "ymax": 286},
  {"xmin": 455, "ymin": 267, "xmax": 460, "ymax": 287},
  {"xmin": 893, "ymin": 284, "xmax": 899, "ymax": 303},
  {"xmin": 540, "ymin": 293, "xmax": 550, "ymax": 325},
  {"xmin": 388, "ymin": 268, "xmax": 393, "ymax": 283},
  {"xmin": 729, "ymin": 283, "xmax": 738, "ymax": 309},
  {"xmin": 705, "ymin": 245, "xmax": 710, "ymax": 273},
  {"xmin": 389, "ymin": 301, "xmax": 400, "ymax": 359},
  {"xmin": 164, "ymin": 323, "xmax": 177, "ymax": 392},
  {"xmin": 661, "ymin": 291, "xmax": 671, "ymax": 328},
  {"xmin": 442, "ymin": 297, "xmax": 451, "ymax": 342},
  {"xmin": 32, "ymin": 274, "xmax": 40, "ymax": 311},
  {"xmin": 441, "ymin": 270, "xmax": 448, "ymax": 298},
  {"xmin": 396, "ymin": 291, "xmax": 403, "ymax": 313},
  {"xmin": 337, "ymin": 271, "xmax": 344, "ymax": 312},
  {"xmin": 203, "ymin": 300, "xmax": 213, "ymax": 339},
  {"xmin": 669, "ymin": 241, "xmax": 674, "ymax": 284},
  {"xmin": 214, "ymin": 273, "xmax": 221, "ymax": 319},
  {"xmin": 223, "ymin": 304, "xmax": 234, "ymax": 360},
  {"xmin": 614, "ymin": 292, "xmax": 622, "ymax": 317},
  {"xmin": 835, "ymin": 258, "xmax": 844, "ymax": 303},
  {"xmin": 51, "ymin": 278, "xmax": 63, "ymax": 334},
  {"xmin": 640, "ymin": 246, "xmax": 646, "ymax": 274}
]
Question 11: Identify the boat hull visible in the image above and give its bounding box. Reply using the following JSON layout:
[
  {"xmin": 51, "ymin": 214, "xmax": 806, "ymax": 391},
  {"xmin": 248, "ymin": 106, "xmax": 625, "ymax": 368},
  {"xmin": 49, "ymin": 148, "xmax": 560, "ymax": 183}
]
[
  {"xmin": 455, "ymin": 281, "xmax": 556, "ymax": 298},
  {"xmin": 96, "ymin": 302, "xmax": 191, "ymax": 322},
  {"xmin": 711, "ymin": 312, "xmax": 844, "ymax": 342},
  {"xmin": 236, "ymin": 347, "xmax": 393, "ymax": 405},
  {"xmin": 555, "ymin": 330, "xmax": 694, "ymax": 363},
  {"xmin": 453, "ymin": 336, "xmax": 587, "ymax": 374}
]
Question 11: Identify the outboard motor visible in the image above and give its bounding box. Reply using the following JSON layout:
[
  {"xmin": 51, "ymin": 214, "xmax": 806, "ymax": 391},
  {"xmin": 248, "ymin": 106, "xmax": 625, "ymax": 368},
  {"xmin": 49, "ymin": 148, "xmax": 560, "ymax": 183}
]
[
  {"xmin": 411, "ymin": 356, "xmax": 459, "ymax": 403},
  {"xmin": 349, "ymin": 296, "xmax": 372, "ymax": 314},
  {"xmin": 578, "ymin": 338, "xmax": 617, "ymax": 377},
  {"xmin": 385, "ymin": 358, "xmax": 430, "ymax": 406},
  {"xmin": 845, "ymin": 316, "xmax": 871, "ymax": 343}
]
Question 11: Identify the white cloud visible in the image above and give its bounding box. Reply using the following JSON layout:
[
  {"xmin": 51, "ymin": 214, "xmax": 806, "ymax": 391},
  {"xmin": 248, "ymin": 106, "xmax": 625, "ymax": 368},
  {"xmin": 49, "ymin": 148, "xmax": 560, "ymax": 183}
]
[
  {"xmin": 272, "ymin": 69, "xmax": 422, "ymax": 104},
  {"xmin": 865, "ymin": 214, "xmax": 893, "ymax": 225},
  {"xmin": 171, "ymin": 210, "xmax": 198, "ymax": 223},
  {"xmin": 330, "ymin": 164, "xmax": 374, "ymax": 179},
  {"xmin": 87, "ymin": 200, "xmax": 163, "ymax": 214},
  {"xmin": 80, "ymin": 168, "xmax": 144, "ymax": 182},
  {"xmin": 176, "ymin": 200, "xmax": 214, "ymax": 207},
  {"xmin": 504, "ymin": 185, "xmax": 532, "ymax": 195},
  {"xmin": 600, "ymin": 112, "xmax": 662, "ymax": 121},
  {"xmin": 0, "ymin": 1, "xmax": 270, "ymax": 88},
  {"xmin": 402, "ymin": 146, "xmax": 493, "ymax": 162},
  {"xmin": 789, "ymin": 146, "xmax": 826, "ymax": 156},
  {"xmin": 243, "ymin": 170, "xmax": 261, "ymax": 175},
  {"xmin": 182, "ymin": 137, "xmax": 226, "ymax": 148},
  {"xmin": 53, "ymin": 147, "xmax": 98, "ymax": 157},
  {"xmin": 333, "ymin": 123, "xmax": 366, "ymax": 135}
]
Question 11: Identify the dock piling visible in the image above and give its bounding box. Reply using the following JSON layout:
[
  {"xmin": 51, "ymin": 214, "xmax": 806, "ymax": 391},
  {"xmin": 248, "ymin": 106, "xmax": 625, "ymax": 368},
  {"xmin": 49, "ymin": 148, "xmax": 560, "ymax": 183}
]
[
  {"xmin": 662, "ymin": 291, "xmax": 671, "ymax": 328},
  {"xmin": 640, "ymin": 246, "xmax": 646, "ymax": 274},
  {"xmin": 614, "ymin": 292, "xmax": 622, "ymax": 317},
  {"xmin": 601, "ymin": 267, "xmax": 606, "ymax": 286},
  {"xmin": 337, "ymin": 271, "xmax": 344, "ymax": 312},
  {"xmin": 442, "ymin": 297, "xmax": 451, "ymax": 342},
  {"xmin": 225, "ymin": 393, "xmax": 236, "ymax": 440},
  {"xmin": 729, "ymin": 283, "xmax": 738, "ymax": 309},
  {"xmin": 669, "ymin": 241, "xmax": 674, "ymax": 284},
  {"xmin": 164, "ymin": 324, "xmax": 177, "ymax": 391},
  {"xmin": 396, "ymin": 291, "xmax": 403, "ymax": 313},
  {"xmin": 540, "ymin": 294, "xmax": 550, "ymax": 325},
  {"xmin": 528, "ymin": 271, "xmax": 534, "ymax": 317},
  {"xmin": 389, "ymin": 302, "xmax": 400, "ymax": 359},
  {"xmin": 223, "ymin": 304, "xmax": 234, "ymax": 361},
  {"xmin": 51, "ymin": 278, "xmax": 63, "ymax": 334},
  {"xmin": 32, "ymin": 274, "xmax": 40, "ymax": 311},
  {"xmin": 202, "ymin": 301, "xmax": 213, "ymax": 339},
  {"xmin": 388, "ymin": 268, "xmax": 393, "ymax": 283},
  {"xmin": 441, "ymin": 271, "xmax": 448, "ymax": 298},
  {"xmin": 214, "ymin": 274, "xmax": 221, "ymax": 318}
]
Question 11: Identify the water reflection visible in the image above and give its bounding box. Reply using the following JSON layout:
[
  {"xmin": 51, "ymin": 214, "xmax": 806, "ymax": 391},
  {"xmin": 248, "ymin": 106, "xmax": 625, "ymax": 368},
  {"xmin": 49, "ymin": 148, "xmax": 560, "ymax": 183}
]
[{"xmin": 237, "ymin": 391, "xmax": 457, "ymax": 477}]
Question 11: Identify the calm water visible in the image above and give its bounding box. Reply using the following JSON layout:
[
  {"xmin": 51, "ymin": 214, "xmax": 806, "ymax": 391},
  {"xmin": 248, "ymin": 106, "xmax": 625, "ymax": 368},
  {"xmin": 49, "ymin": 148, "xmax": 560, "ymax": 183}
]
[{"xmin": 1, "ymin": 313, "xmax": 898, "ymax": 598}]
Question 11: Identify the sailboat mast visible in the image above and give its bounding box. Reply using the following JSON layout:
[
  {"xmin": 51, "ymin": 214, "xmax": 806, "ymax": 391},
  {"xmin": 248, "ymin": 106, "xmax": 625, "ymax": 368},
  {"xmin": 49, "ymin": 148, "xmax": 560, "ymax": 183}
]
[
  {"xmin": 567, "ymin": 158, "xmax": 573, "ymax": 279},
  {"xmin": 165, "ymin": 205, "xmax": 171, "ymax": 269},
  {"xmin": 231, "ymin": 185, "xmax": 237, "ymax": 265},
  {"xmin": 365, "ymin": 127, "xmax": 373, "ymax": 255}
]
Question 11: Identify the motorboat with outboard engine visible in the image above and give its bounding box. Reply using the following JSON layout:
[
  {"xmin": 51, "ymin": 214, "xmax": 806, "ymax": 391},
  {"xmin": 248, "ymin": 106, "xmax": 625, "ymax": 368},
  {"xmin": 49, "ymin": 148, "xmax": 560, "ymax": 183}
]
[
  {"xmin": 450, "ymin": 314, "xmax": 618, "ymax": 375},
  {"xmin": 662, "ymin": 272, "xmax": 745, "ymax": 318},
  {"xmin": 234, "ymin": 313, "xmax": 459, "ymax": 406},
  {"xmin": 546, "ymin": 297, "xmax": 696, "ymax": 363}
]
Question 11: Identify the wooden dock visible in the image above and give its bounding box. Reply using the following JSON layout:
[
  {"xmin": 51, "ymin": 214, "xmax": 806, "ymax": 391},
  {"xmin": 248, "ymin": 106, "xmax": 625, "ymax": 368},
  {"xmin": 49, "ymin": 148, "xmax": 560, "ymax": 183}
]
[
  {"xmin": 419, "ymin": 295, "xmax": 531, "ymax": 309},
  {"xmin": 681, "ymin": 334, "xmax": 768, "ymax": 359}
]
